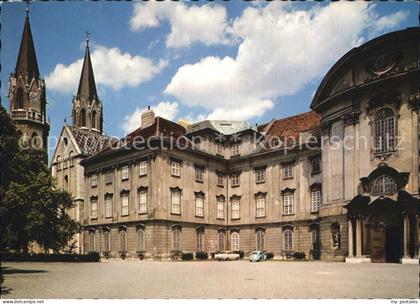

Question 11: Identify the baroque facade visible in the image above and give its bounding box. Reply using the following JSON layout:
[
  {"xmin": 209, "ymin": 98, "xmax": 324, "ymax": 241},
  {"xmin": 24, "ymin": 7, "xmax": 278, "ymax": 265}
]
[{"xmin": 50, "ymin": 27, "xmax": 419, "ymax": 262}]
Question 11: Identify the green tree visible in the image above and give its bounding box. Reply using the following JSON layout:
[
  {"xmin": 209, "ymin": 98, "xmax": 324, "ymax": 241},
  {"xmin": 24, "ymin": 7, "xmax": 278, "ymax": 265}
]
[{"xmin": 0, "ymin": 104, "xmax": 80, "ymax": 252}]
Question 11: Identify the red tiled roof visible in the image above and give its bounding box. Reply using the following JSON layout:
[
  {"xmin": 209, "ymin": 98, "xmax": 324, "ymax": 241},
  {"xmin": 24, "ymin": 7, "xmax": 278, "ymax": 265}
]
[
  {"xmin": 265, "ymin": 111, "xmax": 321, "ymax": 139},
  {"xmin": 96, "ymin": 117, "xmax": 187, "ymax": 155}
]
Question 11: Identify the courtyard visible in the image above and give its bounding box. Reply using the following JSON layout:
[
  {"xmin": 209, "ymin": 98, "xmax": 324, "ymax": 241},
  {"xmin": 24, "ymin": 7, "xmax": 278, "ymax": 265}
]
[{"xmin": 1, "ymin": 260, "xmax": 419, "ymax": 299}]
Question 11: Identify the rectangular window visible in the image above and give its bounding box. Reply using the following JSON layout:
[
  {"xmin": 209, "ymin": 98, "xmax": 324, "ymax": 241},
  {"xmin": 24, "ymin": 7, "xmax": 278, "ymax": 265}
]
[
  {"xmin": 90, "ymin": 200, "xmax": 98, "ymax": 219},
  {"xmin": 216, "ymin": 143, "xmax": 224, "ymax": 156},
  {"xmin": 217, "ymin": 199, "xmax": 225, "ymax": 219},
  {"xmin": 121, "ymin": 194, "xmax": 129, "ymax": 216},
  {"xmin": 256, "ymin": 196, "xmax": 266, "ymax": 217},
  {"xmin": 105, "ymin": 171, "xmax": 113, "ymax": 185},
  {"xmin": 195, "ymin": 196, "xmax": 204, "ymax": 217},
  {"xmin": 139, "ymin": 161, "xmax": 147, "ymax": 176},
  {"xmin": 138, "ymin": 191, "xmax": 147, "ymax": 214},
  {"xmin": 195, "ymin": 167, "xmax": 204, "ymax": 183},
  {"xmin": 89, "ymin": 232, "xmax": 95, "ymax": 252},
  {"xmin": 91, "ymin": 174, "xmax": 98, "ymax": 187},
  {"xmin": 105, "ymin": 196, "xmax": 113, "ymax": 218},
  {"xmin": 231, "ymin": 173, "xmax": 240, "ymax": 187},
  {"xmin": 217, "ymin": 173, "xmax": 224, "ymax": 187},
  {"xmin": 122, "ymin": 165, "xmax": 129, "ymax": 180},
  {"xmin": 171, "ymin": 161, "xmax": 180, "ymax": 177},
  {"xmin": 256, "ymin": 168, "xmax": 266, "ymax": 183},
  {"xmin": 311, "ymin": 157, "xmax": 321, "ymax": 175},
  {"xmin": 283, "ymin": 163, "xmax": 293, "ymax": 179},
  {"xmin": 171, "ymin": 191, "xmax": 181, "ymax": 214},
  {"xmin": 283, "ymin": 194, "xmax": 294, "ymax": 215},
  {"xmin": 231, "ymin": 144, "xmax": 240, "ymax": 157},
  {"xmin": 311, "ymin": 190, "xmax": 321, "ymax": 213},
  {"xmin": 231, "ymin": 200, "xmax": 240, "ymax": 219}
]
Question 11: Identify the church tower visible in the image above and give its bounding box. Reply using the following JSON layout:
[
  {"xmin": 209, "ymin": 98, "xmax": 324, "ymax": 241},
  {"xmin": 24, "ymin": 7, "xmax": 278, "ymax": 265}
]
[
  {"xmin": 8, "ymin": 7, "xmax": 49, "ymax": 150},
  {"xmin": 71, "ymin": 36, "xmax": 103, "ymax": 133}
]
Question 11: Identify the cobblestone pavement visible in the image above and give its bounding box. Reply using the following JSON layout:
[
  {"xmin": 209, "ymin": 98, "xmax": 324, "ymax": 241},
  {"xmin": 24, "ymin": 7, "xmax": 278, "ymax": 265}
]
[{"xmin": 2, "ymin": 260, "xmax": 419, "ymax": 299}]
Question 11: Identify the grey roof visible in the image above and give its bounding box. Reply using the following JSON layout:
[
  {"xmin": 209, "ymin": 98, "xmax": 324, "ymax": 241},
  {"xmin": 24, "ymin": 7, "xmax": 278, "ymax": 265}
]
[
  {"xmin": 186, "ymin": 120, "xmax": 255, "ymax": 135},
  {"xmin": 71, "ymin": 126, "xmax": 117, "ymax": 156}
]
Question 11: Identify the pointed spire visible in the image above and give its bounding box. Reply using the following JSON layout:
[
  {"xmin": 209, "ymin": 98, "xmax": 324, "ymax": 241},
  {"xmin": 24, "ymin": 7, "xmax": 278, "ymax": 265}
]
[
  {"xmin": 15, "ymin": 6, "xmax": 40, "ymax": 77},
  {"xmin": 76, "ymin": 33, "xmax": 98, "ymax": 101}
]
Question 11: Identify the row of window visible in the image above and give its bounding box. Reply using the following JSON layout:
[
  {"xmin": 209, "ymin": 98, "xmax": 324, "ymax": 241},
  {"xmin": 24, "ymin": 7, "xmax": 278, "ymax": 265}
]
[
  {"xmin": 88, "ymin": 223, "xmax": 341, "ymax": 253},
  {"xmin": 89, "ymin": 157, "xmax": 321, "ymax": 188},
  {"xmin": 90, "ymin": 188, "xmax": 322, "ymax": 220},
  {"xmin": 88, "ymin": 228, "xmax": 145, "ymax": 253}
]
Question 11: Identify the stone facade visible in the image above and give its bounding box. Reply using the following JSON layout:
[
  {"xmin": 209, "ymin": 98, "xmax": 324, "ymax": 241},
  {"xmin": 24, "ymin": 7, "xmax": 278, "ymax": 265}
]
[{"xmin": 53, "ymin": 27, "xmax": 419, "ymax": 262}]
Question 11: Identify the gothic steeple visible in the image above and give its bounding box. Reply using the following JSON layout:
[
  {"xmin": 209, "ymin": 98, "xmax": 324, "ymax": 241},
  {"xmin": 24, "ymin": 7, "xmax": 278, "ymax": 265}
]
[
  {"xmin": 8, "ymin": 7, "xmax": 49, "ymax": 152},
  {"xmin": 72, "ymin": 34, "xmax": 103, "ymax": 133},
  {"xmin": 15, "ymin": 8, "xmax": 40, "ymax": 78}
]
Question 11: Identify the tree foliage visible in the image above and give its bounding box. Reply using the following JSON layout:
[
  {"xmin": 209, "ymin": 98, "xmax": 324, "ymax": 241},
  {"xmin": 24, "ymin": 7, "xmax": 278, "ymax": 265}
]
[{"xmin": 0, "ymin": 104, "xmax": 80, "ymax": 252}]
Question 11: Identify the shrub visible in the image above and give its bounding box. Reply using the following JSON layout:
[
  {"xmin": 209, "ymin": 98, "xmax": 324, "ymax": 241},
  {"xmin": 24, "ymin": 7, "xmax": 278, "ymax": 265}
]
[
  {"xmin": 293, "ymin": 252, "xmax": 306, "ymax": 260},
  {"xmin": 181, "ymin": 252, "xmax": 193, "ymax": 261},
  {"xmin": 233, "ymin": 250, "xmax": 244, "ymax": 259},
  {"xmin": 195, "ymin": 251, "xmax": 208, "ymax": 260},
  {"xmin": 265, "ymin": 252, "xmax": 274, "ymax": 260},
  {"xmin": 138, "ymin": 253, "xmax": 145, "ymax": 260},
  {"xmin": 0, "ymin": 252, "xmax": 100, "ymax": 262}
]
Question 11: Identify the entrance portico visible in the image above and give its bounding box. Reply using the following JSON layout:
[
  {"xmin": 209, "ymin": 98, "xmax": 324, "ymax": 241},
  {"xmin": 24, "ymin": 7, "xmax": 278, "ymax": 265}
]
[
  {"xmin": 345, "ymin": 193, "xmax": 419, "ymax": 264},
  {"xmin": 345, "ymin": 164, "xmax": 419, "ymax": 264}
]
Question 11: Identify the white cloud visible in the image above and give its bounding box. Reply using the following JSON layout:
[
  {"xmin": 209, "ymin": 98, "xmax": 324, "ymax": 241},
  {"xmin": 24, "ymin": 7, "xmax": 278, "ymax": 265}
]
[
  {"xmin": 373, "ymin": 10, "xmax": 409, "ymax": 34},
  {"xmin": 165, "ymin": 2, "xmax": 408, "ymax": 121},
  {"xmin": 122, "ymin": 101, "xmax": 179, "ymax": 134},
  {"xmin": 130, "ymin": 1, "xmax": 230, "ymax": 48},
  {"xmin": 45, "ymin": 45, "xmax": 167, "ymax": 93}
]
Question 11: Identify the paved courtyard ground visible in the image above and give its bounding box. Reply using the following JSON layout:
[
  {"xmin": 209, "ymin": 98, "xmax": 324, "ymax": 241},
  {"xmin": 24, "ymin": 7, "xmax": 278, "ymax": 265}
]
[{"xmin": 1, "ymin": 260, "xmax": 419, "ymax": 298}]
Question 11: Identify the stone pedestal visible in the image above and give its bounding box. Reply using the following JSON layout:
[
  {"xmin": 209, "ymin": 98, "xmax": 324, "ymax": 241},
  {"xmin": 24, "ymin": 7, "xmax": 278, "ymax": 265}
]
[
  {"xmin": 345, "ymin": 257, "xmax": 371, "ymax": 263},
  {"xmin": 401, "ymin": 257, "xmax": 419, "ymax": 264}
]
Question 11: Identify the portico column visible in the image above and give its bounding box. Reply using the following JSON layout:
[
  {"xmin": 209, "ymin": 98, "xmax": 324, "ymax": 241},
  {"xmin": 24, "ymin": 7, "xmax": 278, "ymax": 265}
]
[
  {"xmin": 356, "ymin": 217, "xmax": 362, "ymax": 257},
  {"xmin": 348, "ymin": 219, "xmax": 354, "ymax": 258},
  {"xmin": 415, "ymin": 215, "xmax": 419, "ymax": 257},
  {"xmin": 403, "ymin": 215, "xmax": 409, "ymax": 258}
]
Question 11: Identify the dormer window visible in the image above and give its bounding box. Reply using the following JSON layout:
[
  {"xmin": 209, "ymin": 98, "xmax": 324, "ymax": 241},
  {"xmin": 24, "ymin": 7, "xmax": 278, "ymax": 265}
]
[{"xmin": 371, "ymin": 175, "xmax": 397, "ymax": 196}]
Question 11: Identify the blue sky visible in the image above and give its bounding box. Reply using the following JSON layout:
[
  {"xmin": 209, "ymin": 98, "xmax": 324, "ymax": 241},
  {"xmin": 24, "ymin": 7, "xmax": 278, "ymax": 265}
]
[{"xmin": 1, "ymin": 1, "xmax": 418, "ymax": 158}]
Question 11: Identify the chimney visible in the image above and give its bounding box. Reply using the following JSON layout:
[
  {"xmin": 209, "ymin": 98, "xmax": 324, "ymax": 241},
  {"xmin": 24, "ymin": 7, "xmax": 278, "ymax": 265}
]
[{"xmin": 141, "ymin": 106, "xmax": 155, "ymax": 128}]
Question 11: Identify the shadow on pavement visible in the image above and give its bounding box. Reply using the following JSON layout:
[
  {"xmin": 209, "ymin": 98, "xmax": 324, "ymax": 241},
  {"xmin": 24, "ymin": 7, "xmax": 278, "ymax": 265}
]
[{"xmin": 1, "ymin": 266, "xmax": 48, "ymax": 274}]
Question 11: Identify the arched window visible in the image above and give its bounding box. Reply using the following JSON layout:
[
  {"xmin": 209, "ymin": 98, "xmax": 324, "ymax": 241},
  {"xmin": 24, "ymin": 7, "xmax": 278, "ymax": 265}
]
[
  {"xmin": 217, "ymin": 231, "xmax": 225, "ymax": 251},
  {"xmin": 331, "ymin": 223, "xmax": 341, "ymax": 249},
  {"xmin": 311, "ymin": 227, "xmax": 320, "ymax": 250},
  {"xmin": 371, "ymin": 175, "xmax": 397, "ymax": 196},
  {"xmin": 196, "ymin": 230, "xmax": 204, "ymax": 251},
  {"xmin": 92, "ymin": 110, "xmax": 97, "ymax": 129},
  {"xmin": 119, "ymin": 230, "xmax": 127, "ymax": 252},
  {"xmin": 256, "ymin": 230, "xmax": 265, "ymax": 251},
  {"xmin": 16, "ymin": 87, "xmax": 24, "ymax": 109},
  {"xmin": 231, "ymin": 232, "xmax": 240, "ymax": 251},
  {"xmin": 374, "ymin": 108, "xmax": 395, "ymax": 153},
  {"xmin": 64, "ymin": 175, "xmax": 69, "ymax": 189},
  {"xmin": 104, "ymin": 231, "xmax": 111, "ymax": 252},
  {"xmin": 138, "ymin": 229, "xmax": 145, "ymax": 252},
  {"xmin": 172, "ymin": 228, "xmax": 181, "ymax": 251},
  {"xmin": 80, "ymin": 109, "xmax": 86, "ymax": 127},
  {"xmin": 284, "ymin": 229, "xmax": 293, "ymax": 251},
  {"xmin": 31, "ymin": 132, "xmax": 39, "ymax": 148}
]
